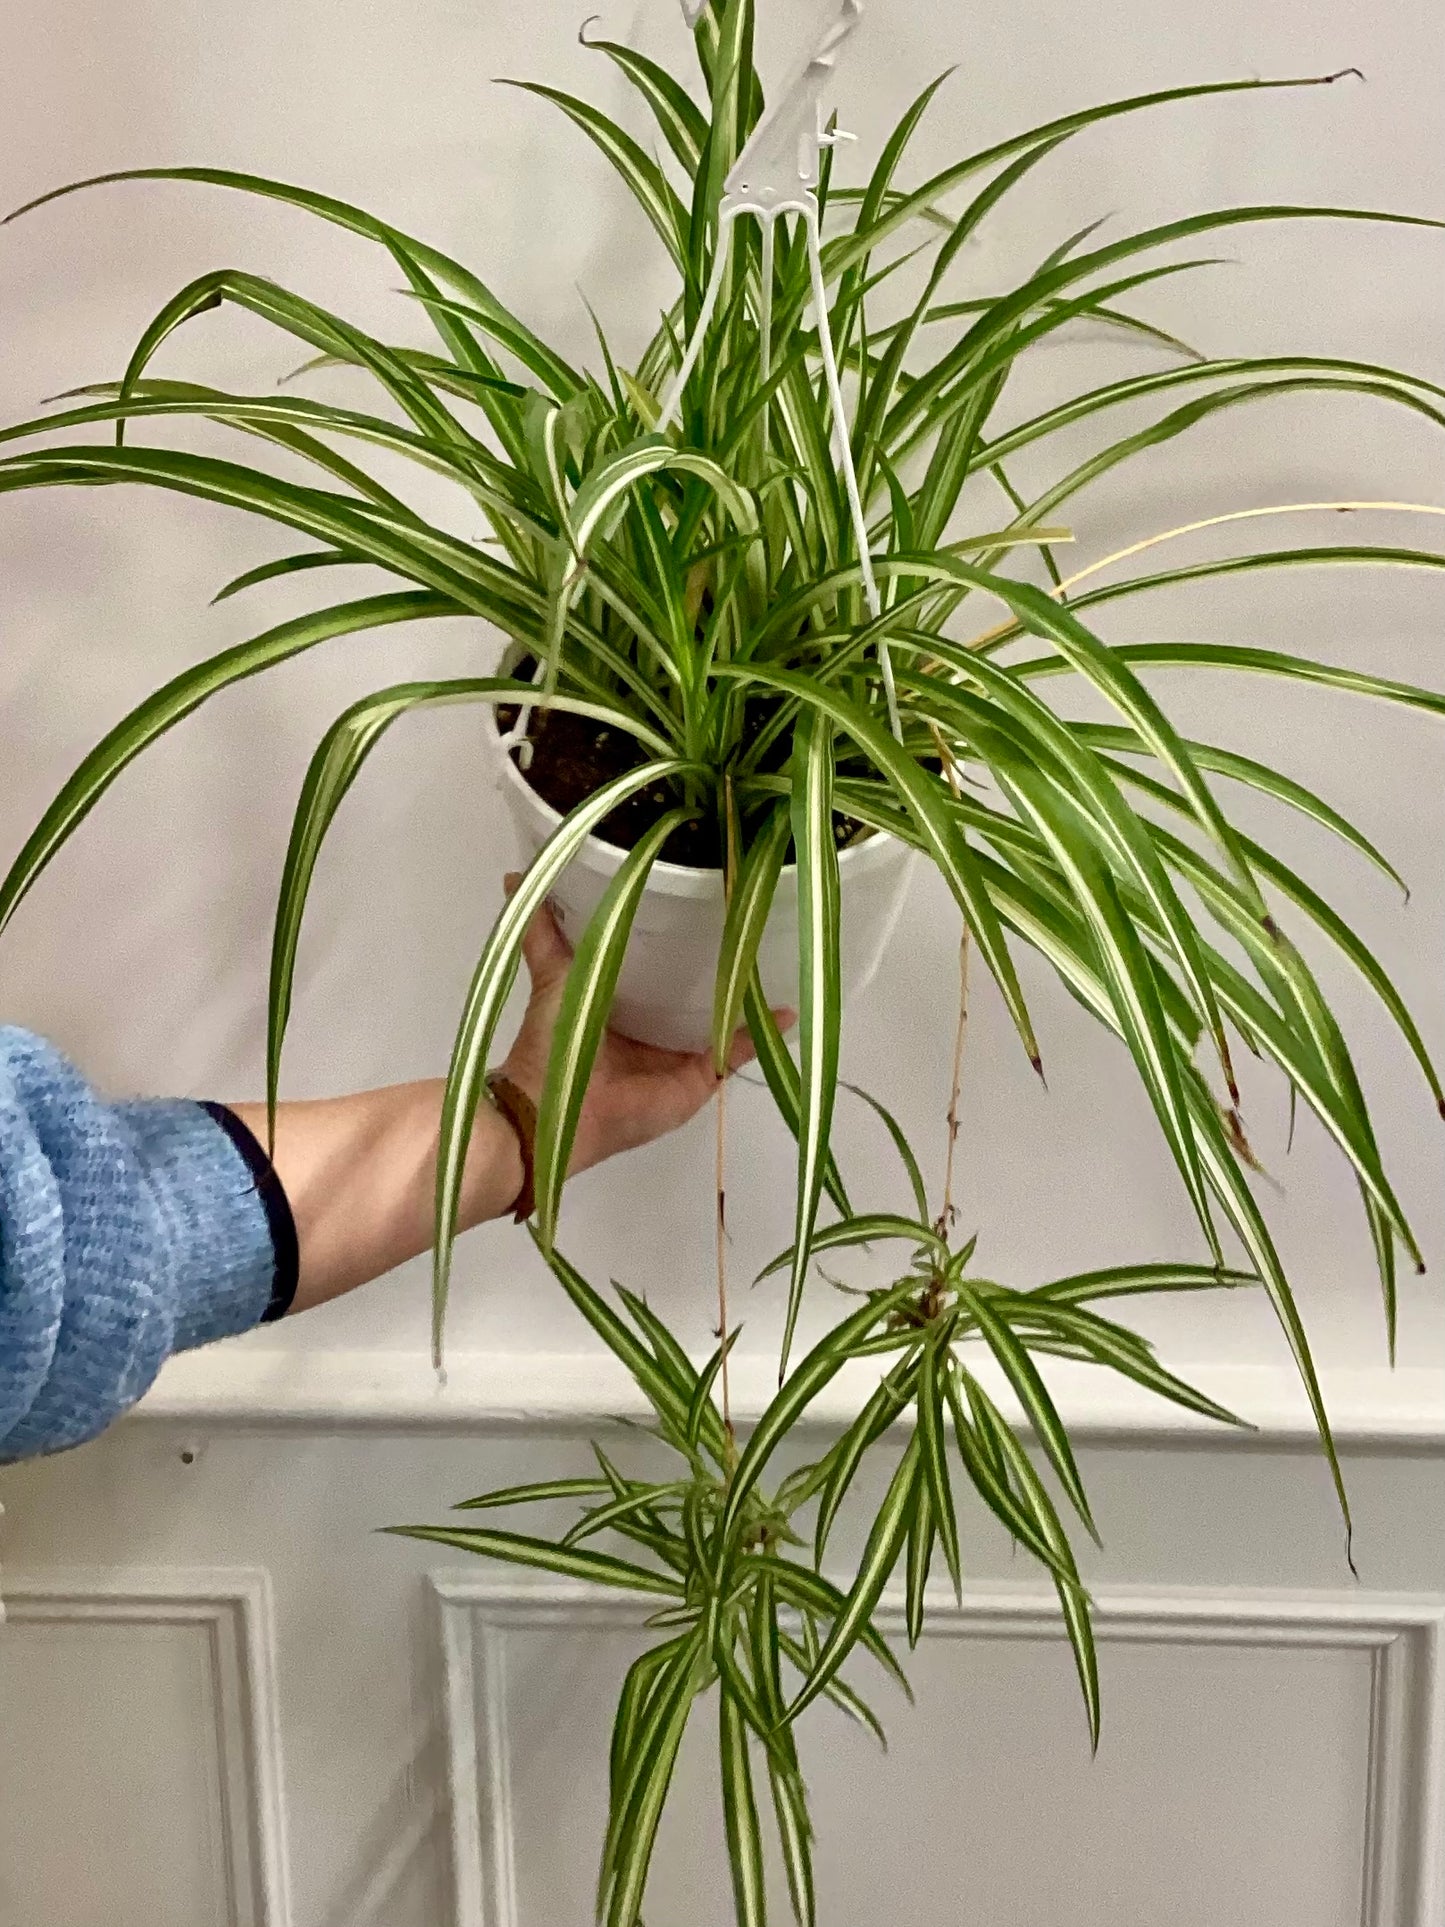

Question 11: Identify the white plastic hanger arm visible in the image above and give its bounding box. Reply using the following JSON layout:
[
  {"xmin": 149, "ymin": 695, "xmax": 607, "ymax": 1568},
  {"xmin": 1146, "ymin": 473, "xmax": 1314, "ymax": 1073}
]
[{"xmin": 668, "ymin": 0, "xmax": 901, "ymax": 736}]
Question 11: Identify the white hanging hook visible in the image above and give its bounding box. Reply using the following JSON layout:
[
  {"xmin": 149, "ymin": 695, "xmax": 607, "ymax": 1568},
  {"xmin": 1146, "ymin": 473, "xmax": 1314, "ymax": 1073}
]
[
  {"xmin": 723, "ymin": 0, "xmax": 863, "ymax": 211},
  {"xmin": 663, "ymin": 1, "xmax": 900, "ymax": 738},
  {"xmin": 495, "ymin": 722, "xmax": 534, "ymax": 772},
  {"xmin": 495, "ymin": 657, "xmax": 547, "ymax": 771},
  {"xmin": 656, "ymin": 207, "xmax": 738, "ymax": 435}
]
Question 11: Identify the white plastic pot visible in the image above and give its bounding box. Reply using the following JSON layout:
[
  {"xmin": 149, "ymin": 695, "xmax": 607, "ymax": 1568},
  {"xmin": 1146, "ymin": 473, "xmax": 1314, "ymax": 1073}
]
[{"xmin": 485, "ymin": 707, "xmax": 919, "ymax": 1054}]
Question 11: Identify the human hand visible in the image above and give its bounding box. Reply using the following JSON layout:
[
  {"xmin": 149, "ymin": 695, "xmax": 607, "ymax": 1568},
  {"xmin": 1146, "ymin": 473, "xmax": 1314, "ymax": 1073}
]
[{"xmin": 497, "ymin": 875, "xmax": 789, "ymax": 1176}]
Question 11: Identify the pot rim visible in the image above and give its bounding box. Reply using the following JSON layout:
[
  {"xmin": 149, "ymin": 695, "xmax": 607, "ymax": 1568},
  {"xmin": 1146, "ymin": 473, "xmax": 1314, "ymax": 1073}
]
[{"xmin": 483, "ymin": 698, "xmax": 908, "ymax": 896}]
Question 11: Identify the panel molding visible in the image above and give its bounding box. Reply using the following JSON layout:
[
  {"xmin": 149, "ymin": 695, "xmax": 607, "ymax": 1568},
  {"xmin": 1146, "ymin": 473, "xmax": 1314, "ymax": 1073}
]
[
  {"xmin": 431, "ymin": 1576, "xmax": 1445, "ymax": 1927},
  {"xmin": 0, "ymin": 1567, "xmax": 293, "ymax": 1927}
]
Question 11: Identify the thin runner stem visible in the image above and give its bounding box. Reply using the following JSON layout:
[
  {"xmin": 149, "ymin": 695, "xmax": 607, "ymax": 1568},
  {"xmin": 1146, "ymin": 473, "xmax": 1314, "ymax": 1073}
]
[
  {"xmin": 716, "ymin": 1066, "xmax": 734, "ymax": 1451},
  {"xmin": 716, "ymin": 773, "xmax": 738, "ymax": 1455},
  {"xmin": 930, "ymin": 724, "xmax": 973, "ymax": 1233},
  {"xmin": 939, "ymin": 925, "xmax": 972, "ymax": 1234}
]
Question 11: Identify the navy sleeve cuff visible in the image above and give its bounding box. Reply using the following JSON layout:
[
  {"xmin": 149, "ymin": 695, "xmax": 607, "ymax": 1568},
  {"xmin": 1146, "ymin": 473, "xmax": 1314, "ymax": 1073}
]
[{"xmin": 198, "ymin": 1103, "xmax": 300, "ymax": 1323}]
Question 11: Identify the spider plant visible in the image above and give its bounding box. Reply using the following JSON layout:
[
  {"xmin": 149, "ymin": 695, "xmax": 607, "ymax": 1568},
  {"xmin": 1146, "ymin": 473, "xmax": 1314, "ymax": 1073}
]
[
  {"xmin": 392, "ymin": 1143, "xmax": 1260, "ymax": 1926},
  {"xmin": 3, "ymin": 9, "xmax": 1445, "ymax": 1895}
]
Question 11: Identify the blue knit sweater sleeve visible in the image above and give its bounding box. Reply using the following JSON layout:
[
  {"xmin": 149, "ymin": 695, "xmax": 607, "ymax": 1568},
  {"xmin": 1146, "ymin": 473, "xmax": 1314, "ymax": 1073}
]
[{"xmin": 0, "ymin": 1027, "xmax": 281, "ymax": 1462}]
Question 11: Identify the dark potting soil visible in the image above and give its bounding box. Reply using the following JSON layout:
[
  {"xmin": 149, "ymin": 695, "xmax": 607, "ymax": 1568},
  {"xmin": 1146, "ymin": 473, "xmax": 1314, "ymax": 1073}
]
[{"xmin": 495, "ymin": 695, "xmax": 869, "ymax": 870}]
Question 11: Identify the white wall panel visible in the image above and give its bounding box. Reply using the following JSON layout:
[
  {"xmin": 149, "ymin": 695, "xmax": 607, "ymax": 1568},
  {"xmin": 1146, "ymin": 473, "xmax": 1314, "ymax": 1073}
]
[
  {"xmin": 435, "ymin": 1577, "xmax": 1445, "ymax": 1927},
  {"xmin": 0, "ymin": 1571, "xmax": 290, "ymax": 1927},
  {"xmin": 0, "ymin": 1425, "xmax": 1443, "ymax": 1925}
]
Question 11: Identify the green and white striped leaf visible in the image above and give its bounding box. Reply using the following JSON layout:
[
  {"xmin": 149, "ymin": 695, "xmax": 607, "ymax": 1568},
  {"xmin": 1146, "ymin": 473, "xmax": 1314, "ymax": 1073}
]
[
  {"xmin": 918, "ymin": 1336, "xmax": 963, "ymax": 1599},
  {"xmin": 1032, "ymin": 1263, "xmax": 1258, "ymax": 1306},
  {"xmin": 755, "ymin": 1214, "xmax": 947, "ymax": 1285},
  {"xmin": 753, "ymin": 1558, "xmax": 913, "ymax": 1704},
  {"xmin": 532, "ymin": 1239, "xmax": 707, "ymax": 1456},
  {"xmin": 1074, "ymin": 722, "xmax": 1408, "ymax": 894},
  {"xmin": 212, "ymin": 547, "xmax": 356, "ymax": 603},
  {"xmin": 0, "ymin": 592, "xmax": 458, "ymax": 942},
  {"xmin": 720, "ymin": 664, "xmax": 1041, "ymax": 1075},
  {"xmin": 502, "ymin": 82, "xmax": 690, "ymax": 273},
  {"xmin": 904, "ymin": 1479, "xmax": 935, "ymax": 1647},
  {"xmin": 787, "ymin": 1433, "xmax": 922, "ymax": 1723},
  {"xmin": 430, "ymin": 756, "xmax": 692, "ymax": 1362},
  {"xmin": 719, "ymin": 1279, "xmax": 919, "ymax": 1557},
  {"xmin": 453, "ymin": 1477, "xmax": 610, "ymax": 1512},
  {"xmin": 563, "ymin": 1484, "xmax": 691, "ymax": 1549},
  {"xmin": 942, "ymin": 1372, "xmax": 1068, "ymax": 1578},
  {"xmin": 383, "ymin": 1524, "xmax": 684, "ymax": 1596},
  {"xmin": 783, "ymin": 708, "xmax": 843, "ymax": 1376},
  {"xmin": 268, "ymin": 676, "xmax": 543, "ymax": 1131},
  {"xmin": 840, "ymin": 1083, "xmax": 932, "ymax": 1226},
  {"xmin": 719, "ymin": 1684, "xmax": 768, "ymax": 1927},
  {"xmin": 905, "ymin": 641, "xmax": 1241, "ymax": 1100},
  {"xmin": 687, "ymin": 1329, "xmax": 742, "ymax": 1453},
  {"xmin": 999, "ymin": 763, "xmax": 1218, "ymax": 1257},
  {"xmin": 713, "ymin": 802, "xmax": 790, "ymax": 1072},
  {"xmin": 962, "ymin": 1375, "xmax": 1101, "ymax": 1748},
  {"xmin": 744, "ymin": 979, "xmax": 852, "ymax": 1218},
  {"xmin": 570, "ymin": 436, "xmax": 760, "ymax": 558},
  {"xmin": 1095, "ymin": 754, "xmax": 1444, "ymax": 1116},
  {"xmin": 7, "ymin": 166, "xmax": 581, "ymax": 398},
  {"xmin": 777, "ymin": 1632, "xmax": 889, "ymax": 1750},
  {"xmin": 603, "ymin": 1631, "xmax": 706, "ymax": 1926},
  {"xmin": 1011, "ymin": 1301, "xmax": 1249, "ymax": 1428},
  {"xmin": 813, "ymin": 1354, "xmax": 923, "ymax": 1564},
  {"xmin": 955, "ymin": 1281, "xmax": 1099, "ymax": 1542},
  {"xmin": 1022, "ymin": 639, "xmax": 1445, "ymax": 723},
  {"xmin": 609, "ymin": 1638, "xmax": 686, "ymax": 1833},
  {"xmin": 582, "ymin": 30, "xmax": 708, "ymax": 172},
  {"xmin": 1182, "ymin": 1069, "xmax": 1354, "ymax": 1549},
  {"xmin": 534, "ymin": 807, "xmax": 693, "ymax": 1247},
  {"xmin": 767, "ymin": 1744, "xmax": 816, "ymax": 1927}
]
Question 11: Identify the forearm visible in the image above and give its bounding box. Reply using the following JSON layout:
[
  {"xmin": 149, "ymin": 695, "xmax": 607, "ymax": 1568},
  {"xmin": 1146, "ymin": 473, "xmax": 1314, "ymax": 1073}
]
[{"xmin": 230, "ymin": 1082, "xmax": 525, "ymax": 1314}]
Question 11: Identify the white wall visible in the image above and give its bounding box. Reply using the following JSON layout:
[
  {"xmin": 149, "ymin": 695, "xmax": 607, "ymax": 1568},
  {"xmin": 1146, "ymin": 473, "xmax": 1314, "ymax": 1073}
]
[
  {"xmin": 2, "ymin": 0, "xmax": 1444, "ymax": 1402},
  {"xmin": 5, "ymin": 11, "xmax": 1445, "ymax": 1926},
  {"xmin": 3, "ymin": 1422, "xmax": 1445, "ymax": 1927}
]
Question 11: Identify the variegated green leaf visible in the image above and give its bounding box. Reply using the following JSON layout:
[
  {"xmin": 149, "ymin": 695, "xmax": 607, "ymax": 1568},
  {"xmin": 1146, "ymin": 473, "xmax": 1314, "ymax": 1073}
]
[
  {"xmin": 719, "ymin": 663, "xmax": 1042, "ymax": 1075},
  {"xmin": 787, "ymin": 1432, "xmax": 922, "ymax": 1722},
  {"xmin": 785, "ymin": 705, "xmax": 844, "ymax": 1377},
  {"xmin": 777, "ymin": 1631, "xmax": 889, "ymax": 1750},
  {"xmin": 719, "ymin": 1683, "xmax": 767, "ymax": 1927},
  {"xmin": 433, "ymin": 759, "xmax": 696, "ymax": 1361},
  {"xmin": 534, "ymin": 808, "xmax": 693, "ymax": 1247},
  {"xmin": 454, "ymin": 1477, "xmax": 610, "ymax": 1512},
  {"xmin": 918, "ymin": 1337, "xmax": 963, "ymax": 1599},
  {"xmin": 962, "ymin": 1374, "xmax": 1100, "ymax": 1749},
  {"xmin": 0, "ymin": 593, "xmax": 458, "ymax": 942},
  {"xmin": 713, "ymin": 802, "xmax": 790, "ymax": 1072},
  {"xmin": 744, "ymin": 979, "xmax": 852, "ymax": 1218},
  {"xmin": 755, "ymin": 1558, "xmax": 912, "ymax": 1704},
  {"xmin": 813, "ymin": 1354, "xmax": 923, "ymax": 1564},
  {"xmin": 840, "ymin": 1083, "xmax": 932, "ymax": 1226},
  {"xmin": 719, "ymin": 1279, "xmax": 920, "ymax": 1558},
  {"xmin": 955, "ymin": 1281, "xmax": 1099, "ymax": 1542},
  {"xmin": 755, "ymin": 1214, "xmax": 947, "ymax": 1286},
  {"xmin": 383, "ymin": 1524, "xmax": 684, "ymax": 1596},
  {"xmin": 604, "ymin": 1631, "xmax": 705, "ymax": 1926},
  {"xmin": 503, "ymin": 81, "xmax": 690, "ymax": 273}
]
